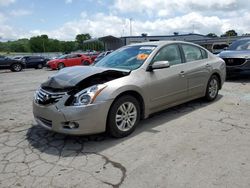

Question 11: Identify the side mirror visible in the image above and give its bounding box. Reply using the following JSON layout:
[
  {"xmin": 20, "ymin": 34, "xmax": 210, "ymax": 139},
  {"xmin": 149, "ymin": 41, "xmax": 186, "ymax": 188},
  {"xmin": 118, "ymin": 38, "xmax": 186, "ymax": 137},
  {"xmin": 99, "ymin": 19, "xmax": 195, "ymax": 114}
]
[{"xmin": 147, "ymin": 61, "xmax": 170, "ymax": 71}]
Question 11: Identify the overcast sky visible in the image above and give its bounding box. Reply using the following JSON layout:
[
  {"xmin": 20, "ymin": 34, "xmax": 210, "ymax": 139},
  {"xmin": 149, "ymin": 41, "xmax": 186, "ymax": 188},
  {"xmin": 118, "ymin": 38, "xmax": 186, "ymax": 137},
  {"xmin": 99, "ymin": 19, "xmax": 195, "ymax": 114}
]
[{"xmin": 0, "ymin": 0, "xmax": 249, "ymax": 41}]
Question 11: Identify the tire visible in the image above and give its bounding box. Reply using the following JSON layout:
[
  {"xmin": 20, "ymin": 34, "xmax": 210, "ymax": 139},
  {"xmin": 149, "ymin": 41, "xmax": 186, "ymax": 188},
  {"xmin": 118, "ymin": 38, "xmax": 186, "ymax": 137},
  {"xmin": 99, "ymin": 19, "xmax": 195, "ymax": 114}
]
[
  {"xmin": 205, "ymin": 75, "xmax": 219, "ymax": 101},
  {"xmin": 57, "ymin": 63, "xmax": 65, "ymax": 70},
  {"xmin": 37, "ymin": 63, "xmax": 43, "ymax": 69},
  {"xmin": 82, "ymin": 60, "xmax": 90, "ymax": 66},
  {"xmin": 11, "ymin": 63, "xmax": 22, "ymax": 72},
  {"xmin": 107, "ymin": 95, "xmax": 140, "ymax": 138}
]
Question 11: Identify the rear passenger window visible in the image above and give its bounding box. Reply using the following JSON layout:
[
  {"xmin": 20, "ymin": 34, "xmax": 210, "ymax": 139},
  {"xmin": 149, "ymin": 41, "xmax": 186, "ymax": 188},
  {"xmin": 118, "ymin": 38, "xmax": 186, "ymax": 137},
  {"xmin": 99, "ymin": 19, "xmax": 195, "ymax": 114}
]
[
  {"xmin": 182, "ymin": 44, "xmax": 203, "ymax": 62},
  {"xmin": 152, "ymin": 44, "xmax": 182, "ymax": 66}
]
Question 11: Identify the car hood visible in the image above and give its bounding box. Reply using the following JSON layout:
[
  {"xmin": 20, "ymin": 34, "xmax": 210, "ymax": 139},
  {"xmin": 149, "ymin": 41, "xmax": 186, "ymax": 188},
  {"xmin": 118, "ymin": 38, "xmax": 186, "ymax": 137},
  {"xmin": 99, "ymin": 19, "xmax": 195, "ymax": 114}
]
[
  {"xmin": 219, "ymin": 50, "xmax": 250, "ymax": 59},
  {"xmin": 41, "ymin": 66, "xmax": 130, "ymax": 90},
  {"xmin": 48, "ymin": 59, "xmax": 60, "ymax": 64}
]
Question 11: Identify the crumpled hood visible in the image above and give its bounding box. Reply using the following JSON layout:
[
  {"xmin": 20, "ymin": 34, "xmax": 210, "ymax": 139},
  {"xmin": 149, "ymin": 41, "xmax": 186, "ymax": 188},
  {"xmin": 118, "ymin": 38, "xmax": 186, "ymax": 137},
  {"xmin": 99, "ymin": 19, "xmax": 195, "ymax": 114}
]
[
  {"xmin": 41, "ymin": 66, "xmax": 129, "ymax": 89},
  {"xmin": 219, "ymin": 50, "xmax": 250, "ymax": 59}
]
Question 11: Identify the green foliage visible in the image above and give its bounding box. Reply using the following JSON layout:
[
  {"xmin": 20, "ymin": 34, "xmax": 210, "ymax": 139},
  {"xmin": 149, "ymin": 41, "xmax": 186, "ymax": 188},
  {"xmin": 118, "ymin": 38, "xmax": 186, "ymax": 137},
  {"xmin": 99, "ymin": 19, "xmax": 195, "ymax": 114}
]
[
  {"xmin": 75, "ymin": 33, "xmax": 91, "ymax": 50},
  {"xmin": 0, "ymin": 39, "xmax": 30, "ymax": 52},
  {"xmin": 0, "ymin": 33, "xmax": 104, "ymax": 53},
  {"xmin": 60, "ymin": 41, "xmax": 77, "ymax": 53},
  {"xmin": 206, "ymin": 33, "xmax": 218, "ymax": 38},
  {"xmin": 242, "ymin": 33, "xmax": 250, "ymax": 36},
  {"xmin": 221, "ymin": 30, "xmax": 238, "ymax": 37}
]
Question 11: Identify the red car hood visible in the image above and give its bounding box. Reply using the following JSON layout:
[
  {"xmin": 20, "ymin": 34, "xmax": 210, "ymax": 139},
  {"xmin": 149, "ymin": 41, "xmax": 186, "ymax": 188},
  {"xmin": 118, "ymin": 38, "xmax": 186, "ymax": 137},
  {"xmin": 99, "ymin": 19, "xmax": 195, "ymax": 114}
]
[{"xmin": 48, "ymin": 59, "xmax": 62, "ymax": 64}]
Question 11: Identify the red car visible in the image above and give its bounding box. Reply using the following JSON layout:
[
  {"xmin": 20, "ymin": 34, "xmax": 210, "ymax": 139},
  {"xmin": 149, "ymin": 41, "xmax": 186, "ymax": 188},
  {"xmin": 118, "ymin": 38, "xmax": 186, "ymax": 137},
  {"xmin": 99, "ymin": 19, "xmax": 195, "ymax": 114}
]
[{"xmin": 47, "ymin": 54, "xmax": 92, "ymax": 70}]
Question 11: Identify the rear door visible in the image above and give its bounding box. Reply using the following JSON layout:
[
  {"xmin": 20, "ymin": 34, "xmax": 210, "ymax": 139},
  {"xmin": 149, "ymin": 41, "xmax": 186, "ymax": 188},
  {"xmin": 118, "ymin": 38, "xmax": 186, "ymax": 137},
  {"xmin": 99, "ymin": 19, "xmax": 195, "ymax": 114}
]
[
  {"xmin": 180, "ymin": 44, "xmax": 211, "ymax": 97},
  {"xmin": 146, "ymin": 44, "xmax": 188, "ymax": 111},
  {"xmin": 25, "ymin": 57, "xmax": 35, "ymax": 68}
]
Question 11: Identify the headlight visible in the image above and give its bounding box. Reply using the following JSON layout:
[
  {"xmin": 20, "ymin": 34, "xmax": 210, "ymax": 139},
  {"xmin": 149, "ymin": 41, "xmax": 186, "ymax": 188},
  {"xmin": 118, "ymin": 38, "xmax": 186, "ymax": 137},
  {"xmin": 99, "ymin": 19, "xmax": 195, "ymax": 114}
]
[{"xmin": 73, "ymin": 84, "xmax": 107, "ymax": 106}]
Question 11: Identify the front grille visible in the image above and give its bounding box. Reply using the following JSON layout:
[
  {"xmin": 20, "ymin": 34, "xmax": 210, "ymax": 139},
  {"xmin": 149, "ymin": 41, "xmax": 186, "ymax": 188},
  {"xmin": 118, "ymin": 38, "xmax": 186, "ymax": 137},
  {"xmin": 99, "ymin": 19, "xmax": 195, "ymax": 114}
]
[
  {"xmin": 36, "ymin": 117, "xmax": 52, "ymax": 128},
  {"xmin": 35, "ymin": 88, "xmax": 66, "ymax": 105},
  {"xmin": 223, "ymin": 58, "xmax": 246, "ymax": 66}
]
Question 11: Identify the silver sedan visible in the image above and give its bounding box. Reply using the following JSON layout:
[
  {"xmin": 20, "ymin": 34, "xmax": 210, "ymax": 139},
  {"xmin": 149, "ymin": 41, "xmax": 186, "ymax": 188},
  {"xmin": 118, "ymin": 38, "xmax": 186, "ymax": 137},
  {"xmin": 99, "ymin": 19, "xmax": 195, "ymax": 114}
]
[{"xmin": 33, "ymin": 41, "xmax": 226, "ymax": 137}]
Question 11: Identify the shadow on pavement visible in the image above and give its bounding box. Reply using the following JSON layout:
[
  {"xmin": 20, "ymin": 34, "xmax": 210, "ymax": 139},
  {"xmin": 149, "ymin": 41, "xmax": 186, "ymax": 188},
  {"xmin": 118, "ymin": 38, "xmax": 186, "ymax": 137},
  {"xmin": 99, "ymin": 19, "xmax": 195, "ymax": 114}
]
[
  {"xmin": 26, "ymin": 95, "xmax": 223, "ymax": 157},
  {"xmin": 226, "ymin": 74, "xmax": 250, "ymax": 84}
]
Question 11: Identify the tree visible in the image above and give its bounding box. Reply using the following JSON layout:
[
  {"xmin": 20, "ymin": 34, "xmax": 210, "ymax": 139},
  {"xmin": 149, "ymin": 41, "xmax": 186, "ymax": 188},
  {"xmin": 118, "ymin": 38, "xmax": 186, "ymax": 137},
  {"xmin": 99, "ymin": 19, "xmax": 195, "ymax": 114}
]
[
  {"xmin": 206, "ymin": 33, "xmax": 218, "ymax": 38},
  {"xmin": 221, "ymin": 30, "xmax": 238, "ymax": 37},
  {"xmin": 48, "ymin": 39, "xmax": 61, "ymax": 52},
  {"xmin": 75, "ymin": 33, "xmax": 91, "ymax": 50},
  {"xmin": 60, "ymin": 41, "xmax": 77, "ymax": 53},
  {"xmin": 29, "ymin": 35, "xmax": 49, "ymax": 52},
  {"xmin": 0, "ymin": 34, "xmax": 92, "ymax": 53},
  {"xmin": 242, "ymin": 33, "xmax": 250, "ymax": 36}
]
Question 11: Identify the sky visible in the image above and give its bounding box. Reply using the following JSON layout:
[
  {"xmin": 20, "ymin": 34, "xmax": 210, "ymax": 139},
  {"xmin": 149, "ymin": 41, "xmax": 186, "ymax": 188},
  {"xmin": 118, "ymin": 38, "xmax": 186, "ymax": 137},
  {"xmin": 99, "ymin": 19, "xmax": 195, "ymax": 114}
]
[{"xmin": 0, "ymin": 0, "xmax": 250, "ymax": 41}]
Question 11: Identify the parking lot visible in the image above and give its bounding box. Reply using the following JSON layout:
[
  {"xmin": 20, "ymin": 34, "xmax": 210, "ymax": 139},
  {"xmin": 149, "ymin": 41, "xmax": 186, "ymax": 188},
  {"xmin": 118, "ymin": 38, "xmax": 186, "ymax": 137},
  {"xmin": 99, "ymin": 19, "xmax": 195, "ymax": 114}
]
[{"xmin": 0, "ymin": 69, "xmax": 250, "ymax": 188}]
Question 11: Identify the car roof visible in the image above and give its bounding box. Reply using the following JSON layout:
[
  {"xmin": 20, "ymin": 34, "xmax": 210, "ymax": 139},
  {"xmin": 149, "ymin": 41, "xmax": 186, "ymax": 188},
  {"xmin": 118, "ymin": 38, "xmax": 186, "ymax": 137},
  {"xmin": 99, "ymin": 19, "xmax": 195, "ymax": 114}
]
[
  {"xmin": 235, "ymin": 38, "xmax": 250, "ymax": 42},
  {"xmin": 128, "ymin": 40, "xmax": 200, "ymax": 48}
]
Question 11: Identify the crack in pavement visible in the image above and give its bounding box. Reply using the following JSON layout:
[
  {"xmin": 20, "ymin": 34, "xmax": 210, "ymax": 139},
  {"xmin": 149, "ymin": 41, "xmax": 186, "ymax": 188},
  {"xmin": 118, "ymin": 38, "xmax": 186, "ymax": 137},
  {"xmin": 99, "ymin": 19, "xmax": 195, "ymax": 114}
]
[{"xmin": 89, "ymin": 152, "xmax": 127, "ymax": 188}]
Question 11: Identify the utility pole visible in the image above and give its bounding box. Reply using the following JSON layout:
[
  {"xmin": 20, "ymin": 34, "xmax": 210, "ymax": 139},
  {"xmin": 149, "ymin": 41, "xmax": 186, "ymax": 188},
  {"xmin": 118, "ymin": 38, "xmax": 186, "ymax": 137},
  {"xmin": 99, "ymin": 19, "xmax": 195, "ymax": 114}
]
[
  {"xmin": 42, "ymin": 39, "xmax": 45, "ymax": 53},
  {"xmin": 129, "ymin": 18, "xmax": 133, "ymax": 36}
]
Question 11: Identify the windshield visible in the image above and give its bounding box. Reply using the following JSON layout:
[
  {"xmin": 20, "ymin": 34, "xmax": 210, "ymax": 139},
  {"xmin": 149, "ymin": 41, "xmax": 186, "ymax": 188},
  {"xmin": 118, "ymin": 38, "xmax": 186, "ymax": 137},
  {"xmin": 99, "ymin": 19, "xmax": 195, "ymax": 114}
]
[
  {"xmin": 228, "ymin": 39, "xmax": 250, "ymax": 50},
  {"xmin": 94, "ymin": 45, "xmax": 156, "ymax": 70},
  {"xmin": 58, "ymin": 55, "xmax": 68, "ymax": 59}
]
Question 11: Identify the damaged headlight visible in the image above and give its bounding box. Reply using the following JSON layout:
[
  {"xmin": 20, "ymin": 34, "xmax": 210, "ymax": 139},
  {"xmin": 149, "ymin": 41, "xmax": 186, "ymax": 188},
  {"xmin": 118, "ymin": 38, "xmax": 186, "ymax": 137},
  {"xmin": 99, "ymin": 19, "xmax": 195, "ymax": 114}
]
[{"xmin": 73, "ymin": 84, "xmax": 107, "ymax": 106}]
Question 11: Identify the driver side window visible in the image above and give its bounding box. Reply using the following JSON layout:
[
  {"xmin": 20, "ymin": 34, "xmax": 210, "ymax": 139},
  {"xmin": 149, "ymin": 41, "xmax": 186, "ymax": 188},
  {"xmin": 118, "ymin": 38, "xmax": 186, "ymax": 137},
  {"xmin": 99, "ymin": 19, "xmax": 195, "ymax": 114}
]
[{"xmin": 152, "ymin": 44, "xmax": 182, "ymax": 66}]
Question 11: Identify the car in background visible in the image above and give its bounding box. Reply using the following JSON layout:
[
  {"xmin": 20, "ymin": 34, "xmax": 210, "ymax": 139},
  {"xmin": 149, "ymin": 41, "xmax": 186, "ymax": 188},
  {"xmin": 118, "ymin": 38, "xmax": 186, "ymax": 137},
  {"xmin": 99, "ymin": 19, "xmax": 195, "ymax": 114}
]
[
  {"xmin": 46, "ymin": 54, "xmax": 92, "ymax": 70},
  {"xmin": 0, "ymin": 55, "xmax": 25, "ymax": 72},
  {"xmin": 219, "ymin": 38, "xmax": 250, "ymax": 76},
  {"xmin": 21, "ymin": 56, "xmax": 48, "ymax": 69},
  {"xmin": 12, "ymin": 56, "xmax": 23, "ymax": 60},
  {"xmin": 33, "ymin": 41, "xmax": 226, "ymax": 138},
  {"xmin": 211, "ymin": 43, "xmax": 229, "ymax": 54},
  {"xmin": 84, "ymin": 51, "xmax": 100, "ymax": 62},
  {"xmin": 94, "ymin": 50, "xmax": 113, "ymax": 63}
]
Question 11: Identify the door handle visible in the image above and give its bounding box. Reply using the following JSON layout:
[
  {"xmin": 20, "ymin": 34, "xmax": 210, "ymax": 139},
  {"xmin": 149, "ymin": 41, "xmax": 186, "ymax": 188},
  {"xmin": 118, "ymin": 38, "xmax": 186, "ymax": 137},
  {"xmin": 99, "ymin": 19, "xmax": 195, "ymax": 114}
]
[
  {"xmin": 179, "ymin": 71, "xmax": 185, "ymax": 77},
  {"xmin": 205, "ymin": 64, "xmax": 211, "ymax": 67}
]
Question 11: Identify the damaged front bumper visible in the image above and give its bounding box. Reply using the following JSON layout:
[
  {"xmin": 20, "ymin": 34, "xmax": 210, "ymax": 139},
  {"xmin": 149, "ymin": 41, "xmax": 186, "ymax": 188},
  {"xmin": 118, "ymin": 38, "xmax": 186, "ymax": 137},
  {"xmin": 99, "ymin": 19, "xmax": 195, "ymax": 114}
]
[{"xmin": 33, "ymin": 99, "xmax": 113, "ymax": 135}]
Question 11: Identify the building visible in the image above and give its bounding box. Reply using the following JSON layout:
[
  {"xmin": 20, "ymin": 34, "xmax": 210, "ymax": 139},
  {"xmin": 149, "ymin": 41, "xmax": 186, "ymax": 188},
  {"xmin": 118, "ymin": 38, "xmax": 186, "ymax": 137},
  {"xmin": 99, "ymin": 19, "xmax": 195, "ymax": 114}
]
[{"xmin": 83, "ymin": 33, "xmax": 250, "ymax": 53}]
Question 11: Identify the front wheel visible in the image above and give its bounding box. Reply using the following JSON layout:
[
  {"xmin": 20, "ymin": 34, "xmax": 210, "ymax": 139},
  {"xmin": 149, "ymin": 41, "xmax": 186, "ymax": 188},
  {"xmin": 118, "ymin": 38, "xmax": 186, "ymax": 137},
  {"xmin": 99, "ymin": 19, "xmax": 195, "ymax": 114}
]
[
  {"xmin": 107, "ymin": 95, "xmax": 140, "ymax": 138},
  {"xmin": 11, "ymin": 63, "xmax": 22, "ymax": 72},
  {"xmin": 57, "ymin": 63, "xmax": 65, "ymax": 70},
  {"xmin": 205, "ymin": 75, "xmax": 219, "ymax": 101}
]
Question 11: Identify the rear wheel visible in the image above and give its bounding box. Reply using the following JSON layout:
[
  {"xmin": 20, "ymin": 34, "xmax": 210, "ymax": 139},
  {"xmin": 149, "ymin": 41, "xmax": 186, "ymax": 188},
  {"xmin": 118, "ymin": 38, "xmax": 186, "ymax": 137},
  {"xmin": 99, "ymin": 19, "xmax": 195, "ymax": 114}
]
[
  {"xmin": 57, "ymin": 63, "xmax": 65, "ymax": 70},
  {"xmin": 107, "ymin": 95, "xmax": 140, "ymax": 138},
  {"xmin": 11, "ymin": 63, "xmax": 22, "ymax": 72},
  {"xmin": 37, "ymin": 63, "xmax": 43, "ymax": 69},
  {"xmin": 82, "ymin": 60, "xmax": 90, "ymax": 65},
  {"xmin": 205, "ymin": 75, "xmax": 219, "ymax": 101}
]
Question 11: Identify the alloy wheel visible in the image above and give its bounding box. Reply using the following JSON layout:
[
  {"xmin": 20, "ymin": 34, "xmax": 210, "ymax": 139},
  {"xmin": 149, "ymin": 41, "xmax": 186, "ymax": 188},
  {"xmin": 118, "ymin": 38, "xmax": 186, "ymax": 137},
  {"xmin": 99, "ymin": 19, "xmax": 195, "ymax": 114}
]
[
  {"xmin": 115, "ymin": 102, "xmax": 137, "ymax": 132},
  {"xmin": 13, "ymin": 64, "xmax": 22, "ymax": 72},
  {"xmin": 208, "ymin": 78, "xmax": 218, "ymax": 99}
]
